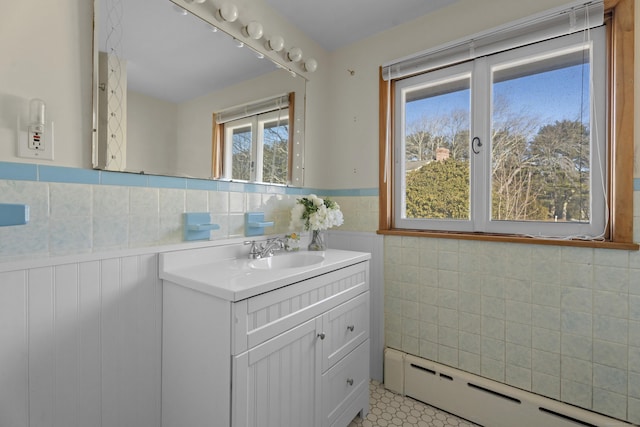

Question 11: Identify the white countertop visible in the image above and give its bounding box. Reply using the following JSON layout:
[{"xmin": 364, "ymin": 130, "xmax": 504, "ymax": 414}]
[{"xmin": 159, "ymin": 248, "xmax": 371, "ymax": 301}]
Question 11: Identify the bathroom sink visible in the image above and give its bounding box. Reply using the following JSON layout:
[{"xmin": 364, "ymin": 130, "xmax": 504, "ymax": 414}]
[{"xmin": 249, "ymin": 252, "xmax": 325, "ymax": 270}]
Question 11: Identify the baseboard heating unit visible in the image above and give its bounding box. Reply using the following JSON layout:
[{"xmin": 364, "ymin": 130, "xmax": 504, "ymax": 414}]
[{"xmin": 383, "ymin": 348, "xmax": 635, "ymax": 427}]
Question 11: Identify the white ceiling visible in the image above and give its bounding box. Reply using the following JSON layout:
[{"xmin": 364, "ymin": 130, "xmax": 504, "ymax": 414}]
[{"xmin": 264, "ymin": 0, "xmax": 458, "ymax": 51}]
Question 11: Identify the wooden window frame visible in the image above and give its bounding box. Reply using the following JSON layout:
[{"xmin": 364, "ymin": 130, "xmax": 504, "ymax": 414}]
[{"xmin": 378, "ymin": 0, "xmax": 638, "ymax": 250}]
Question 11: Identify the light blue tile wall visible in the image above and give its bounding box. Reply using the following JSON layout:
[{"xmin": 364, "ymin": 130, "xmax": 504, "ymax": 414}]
[{"xmin": 0, "ymin": 161, "xmax": 377, "ymax": 261}]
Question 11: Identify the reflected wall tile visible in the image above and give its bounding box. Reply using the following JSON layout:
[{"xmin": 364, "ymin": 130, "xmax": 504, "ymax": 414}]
[
  {"xmin": 460, "ymin": 312, "xmax": 481, "ymax": 335},
  {"xmin": 419, "ymin": 321, "xmax": 438, "ymax": 343},
  {"xmin": 629, "ymin": 295, "xmax": 640, "ymax": 321},
  {"xmin": 505, "ymin": 300, "xmax": 532, "ymax": 324},
  {"xmin": 482, "ymin": 316, "xmax": 505, "ymax": 340}
]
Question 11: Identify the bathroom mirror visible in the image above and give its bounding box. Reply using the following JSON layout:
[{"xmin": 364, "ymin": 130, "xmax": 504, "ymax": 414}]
[{"xmin": 92, "ymin": 0, "xmax": 306, "ymax": 184}]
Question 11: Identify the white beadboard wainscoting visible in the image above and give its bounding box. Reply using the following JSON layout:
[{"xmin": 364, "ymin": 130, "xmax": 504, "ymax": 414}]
[
  {"xmin": 0, "ymin": 250, "xmax": 162, "ymax": 427},
  {"xmin": 0, "ymin": 232, "xmax": 383, "ymax": 427}
]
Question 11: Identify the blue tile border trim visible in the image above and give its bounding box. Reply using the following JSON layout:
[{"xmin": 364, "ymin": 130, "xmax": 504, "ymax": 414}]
[
  {"xmin": 0, "ymin": 161, "xmax": 382, "ymax": 196},
  {"xmin": 5, "ymin": 161, "xmax": 634, "ymax": 195}
]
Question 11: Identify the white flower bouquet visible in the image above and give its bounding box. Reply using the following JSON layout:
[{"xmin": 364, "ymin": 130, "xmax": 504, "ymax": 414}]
[{"xmin": 289, "ymin": 194, "xmax": 344, "ymax": 231}]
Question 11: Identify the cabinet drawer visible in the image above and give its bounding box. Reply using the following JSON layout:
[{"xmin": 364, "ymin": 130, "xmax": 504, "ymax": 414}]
[
  {"xmin": 322, "ymin": 291, "xmax": 369, "ymax": 372},
  {"xmin": 322, "ymin": 340, "xmax": 370, "ymax": 427},
  {"xmin": 233, "ymin": 261, "xmax": 369, "ymax": 354}
]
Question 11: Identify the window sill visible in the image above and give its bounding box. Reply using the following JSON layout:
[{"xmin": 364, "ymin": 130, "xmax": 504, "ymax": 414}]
[{"xmin": 377, "ymin": 228, "xmax": 639, "ymax": 251}]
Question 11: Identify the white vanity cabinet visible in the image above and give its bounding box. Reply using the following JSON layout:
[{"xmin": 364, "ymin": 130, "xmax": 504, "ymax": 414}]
[{"xmin": 160, "ymin": 248, "xmax": 370, "ymax": 427}]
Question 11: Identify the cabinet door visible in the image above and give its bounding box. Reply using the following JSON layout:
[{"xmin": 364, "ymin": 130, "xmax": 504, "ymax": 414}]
[
  {"xmin": 233, "ymin": 317, "xmax": 323, "ymax": 427},
  {"xmin": 322, "ymin": 292, "xmax": 369, "ymax": 372}
]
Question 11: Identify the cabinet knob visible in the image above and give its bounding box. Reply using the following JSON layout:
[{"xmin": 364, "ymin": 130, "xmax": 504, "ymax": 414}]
[
  {"xmin": 346, "ymin": 378, "xmax": 354, "ymax": 386},
  {"xmin": 317, "ymin": 332, "xmax": 326, "ymax": 340},
  {"xmin": 347, "ymin": 325, "xmax": 355, "ymax": 332}
]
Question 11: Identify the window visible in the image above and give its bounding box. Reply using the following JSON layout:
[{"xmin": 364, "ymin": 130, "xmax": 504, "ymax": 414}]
[
  {"xmin": 213, "ymin": 93, "xmax": 294, "ymax": 185},
  {"xmin": 394, "ymin": 30, "xmax": 606, "ymax": 238},
  {"xmin": 223, "ymin": 109, "xmax": 290, "ymax": 184},
  {"xmin": 379, "ymin": 0, "xmax": 637, "ymax": 248}
]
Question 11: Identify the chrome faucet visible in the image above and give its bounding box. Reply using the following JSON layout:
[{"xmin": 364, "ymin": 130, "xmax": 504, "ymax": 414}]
[{"xmin": 245, "ymin": 237, "xmax": 286, "ymax": 259}]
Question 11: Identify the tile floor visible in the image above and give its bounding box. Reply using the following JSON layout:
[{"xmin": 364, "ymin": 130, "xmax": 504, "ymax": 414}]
[{"xmin": 348, "ymin": 381, "xmax": 481, "ymax": 427}]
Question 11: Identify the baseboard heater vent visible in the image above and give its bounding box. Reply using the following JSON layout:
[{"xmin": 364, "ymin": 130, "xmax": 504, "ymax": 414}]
[{"xmin": 384, "ymin": 348, "xmax": 634, "ymax": 427}]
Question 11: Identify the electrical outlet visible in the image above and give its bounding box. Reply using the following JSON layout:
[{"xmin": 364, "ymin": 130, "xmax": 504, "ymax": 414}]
[{"xmin": 17, "ymin": 117, "xmax": 54, "ymax": 160}]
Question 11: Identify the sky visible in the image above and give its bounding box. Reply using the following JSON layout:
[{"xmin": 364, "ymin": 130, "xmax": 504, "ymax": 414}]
[{"xmin": 405, "ymin": 63, "xmax": 590, "ymax": 132}]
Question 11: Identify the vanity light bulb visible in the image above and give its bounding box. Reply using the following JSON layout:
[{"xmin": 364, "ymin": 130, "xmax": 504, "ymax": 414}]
[
  {"xmin": 172, "ymin": 5, "xmax": 188, "ymax": 15},
  {"xmin": 267, "ymin": 35, "xmax": 284, "ymax": 52},
  {"xmin": 287, "ymin": 47, "xmax": 302, "ymax": 62},
  {"xmin": 218, "ymin": 2, "xmax": 238, "ymax": 22},
  {"xmin": 304, "ymin": 58, "xmax": 318, "ymax": 72},
  {"xmin": 244, "ymin": 21, "xmax": 264, "ymax": 40}
]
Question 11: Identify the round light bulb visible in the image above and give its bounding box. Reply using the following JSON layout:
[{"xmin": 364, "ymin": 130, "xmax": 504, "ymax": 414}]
[
  {"xmin": 218, "ymin": 3, "xmax": 238, "ymax": 22},
  {"xmin": 304, "ymin": 58, "xmax": 318, "ymax": 72},
  {"xmin": 267, "ymin": 35, "xmax": 284, "ymax": 52},
  {"xmin": 287, "ymin": 47, "xmax": 302, "ymax": 62},
  {"xmin": 244, "ymin": 21, "xmax": 264, "ymax": 40}
]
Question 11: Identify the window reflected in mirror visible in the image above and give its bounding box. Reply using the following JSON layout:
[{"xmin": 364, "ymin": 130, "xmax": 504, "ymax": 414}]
[{"xmin": 214, "ymin": 93, "xmax": 294, "ymax": 185}]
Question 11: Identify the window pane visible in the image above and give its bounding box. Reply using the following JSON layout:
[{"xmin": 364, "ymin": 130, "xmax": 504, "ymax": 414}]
[
  {"xmin": 403, "ymin": 77, "xmax": 471, "ymax": 220},
  {"xmin": 262, "ymin": 119, "xmax": 289, "ymax": 184},
  {"xmin": 491, "ymin": 49, "xmax": 591, "ymax": 223},
  {"xmin": 232, "ymin": 126, "xmax": 252, "ymax": 181}
]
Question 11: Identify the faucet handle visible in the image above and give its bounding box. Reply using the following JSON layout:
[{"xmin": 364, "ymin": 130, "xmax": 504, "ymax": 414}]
[{"xmin": 244, "ymin": 240, "xmax": 261, "ymax": 258}]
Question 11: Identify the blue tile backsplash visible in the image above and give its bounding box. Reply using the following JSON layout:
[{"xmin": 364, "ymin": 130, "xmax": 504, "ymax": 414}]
[{"xmin": 0, "ymin": 161, "xmax": 379, "ymax": 261}]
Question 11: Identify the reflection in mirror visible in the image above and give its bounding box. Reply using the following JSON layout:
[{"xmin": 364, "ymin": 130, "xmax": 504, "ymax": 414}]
[
  {"xmin": 214, "ymin": 93, "xmax": 293, "ymax": 184},
  {"xmin": 93, "ymin": 0, "xmax": 306, "ymax": 185}
]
